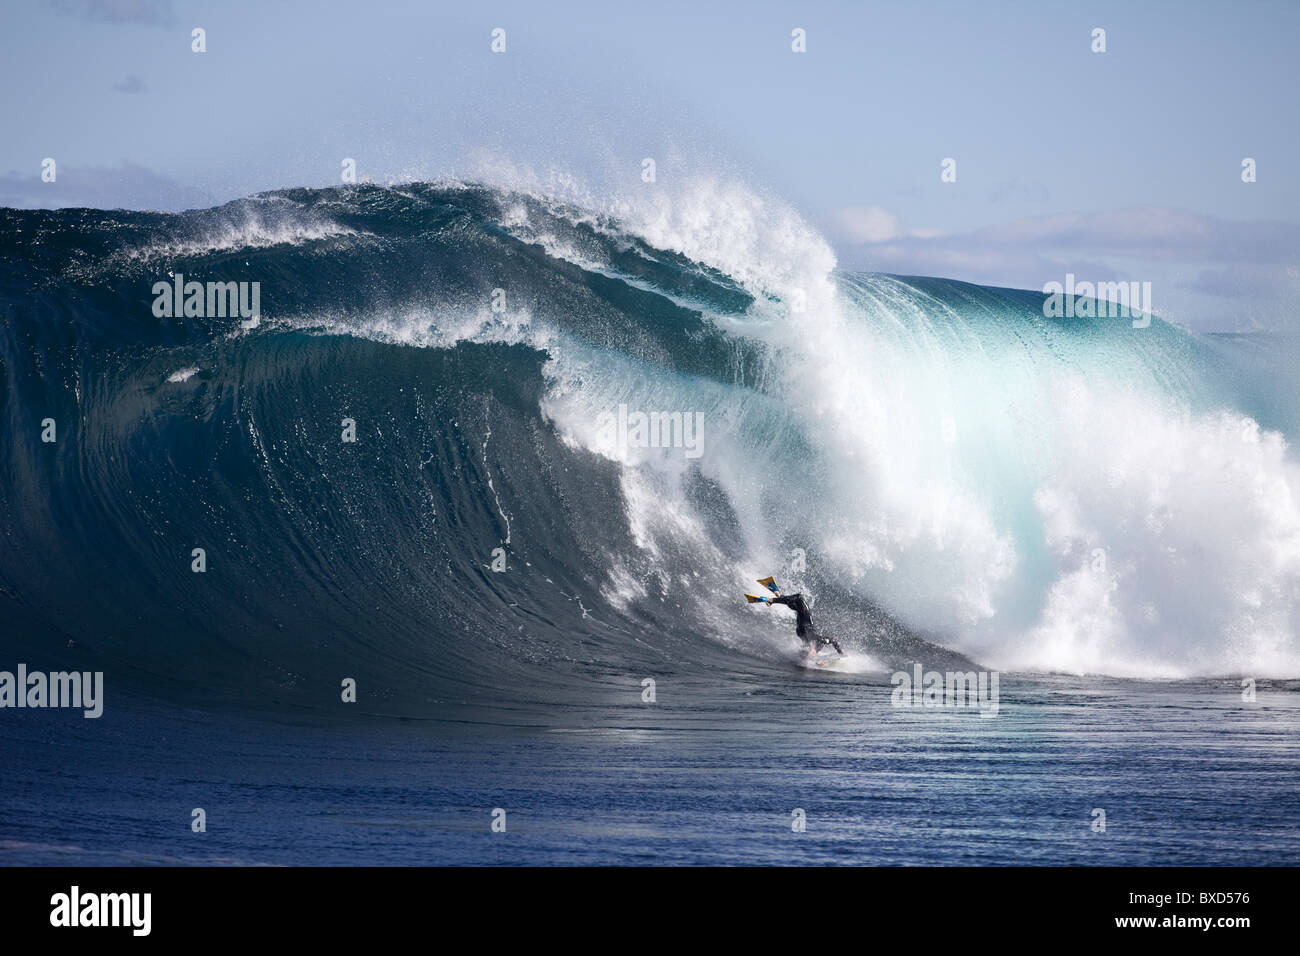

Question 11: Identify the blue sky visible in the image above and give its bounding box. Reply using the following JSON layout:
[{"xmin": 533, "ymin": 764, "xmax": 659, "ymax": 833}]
[{"xmin": 2, "ymin": 0, "xmax": 1297, "ymax": 330}]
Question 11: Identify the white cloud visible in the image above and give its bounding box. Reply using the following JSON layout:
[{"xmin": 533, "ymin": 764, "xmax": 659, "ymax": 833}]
[
  {"xmin": 829, "ymin": 205, "xmax": 1300, "ymax": 331},
  {"xmin": 0, "ymin": 162, "xmax": 215, "ymax": 211},
  {"xmin": 52, "ymin": 0, "xmax": 172, "ymax": 25},
  {"xmin": 828, "ymin": 205, "xmax": 904, "ymax": 243}
]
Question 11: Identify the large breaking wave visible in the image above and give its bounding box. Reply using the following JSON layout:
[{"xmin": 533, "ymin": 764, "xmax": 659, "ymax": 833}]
[{"xmin": 3, "ymin": 178, "xmax": 1299, "ymax": 712}]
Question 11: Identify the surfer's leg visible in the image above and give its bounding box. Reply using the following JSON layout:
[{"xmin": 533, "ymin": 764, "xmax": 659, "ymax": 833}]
[
  {"xmin": 812, "ymin": 629, "xmax": 842, "ymax": 653},
  {"xmin": 796, "ymin": 624, "xmax": 814, "ymax": 654}
]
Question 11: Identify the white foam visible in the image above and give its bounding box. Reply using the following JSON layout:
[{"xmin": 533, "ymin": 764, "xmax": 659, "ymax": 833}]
[
  {"xmin": 536, "ymin": 178, "xmax": 1300, "ymax": 678},
  {"xmin": 290, "ymin": 302, "xmax": 545, "ymax": 353},
  {"xmin": 124, "ymin": 210, "xmax": 358, "ymax": 261},
  {"xmin": 302, "ymin": 174, "xmax": 1300, "ymax": 678}
]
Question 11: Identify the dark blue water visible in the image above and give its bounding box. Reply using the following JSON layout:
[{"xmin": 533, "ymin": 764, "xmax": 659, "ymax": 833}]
[{"xmin": 4, "ymin": 672, "xmax": 1297, "ymax": 866}]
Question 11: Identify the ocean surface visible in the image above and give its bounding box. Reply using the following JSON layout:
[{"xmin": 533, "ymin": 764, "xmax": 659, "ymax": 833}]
[
  {"xmin": 2, "ymin": 181, "xmax": 1298, "ymax": 864},
  {"xmin": 4, "ymin": 674, "xmax": 1298, "ymax": 866}
]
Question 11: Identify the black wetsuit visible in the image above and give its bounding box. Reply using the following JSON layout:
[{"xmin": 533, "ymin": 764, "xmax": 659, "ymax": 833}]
[{"xmin": 771, "ymin": 593, "xmax": 842, "ymax": 653}]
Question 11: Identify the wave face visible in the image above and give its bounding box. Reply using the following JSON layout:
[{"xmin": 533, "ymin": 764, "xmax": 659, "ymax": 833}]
[{"xmin": 2, "ymin": 180, "xmax": 1299, "ymax": 705}]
